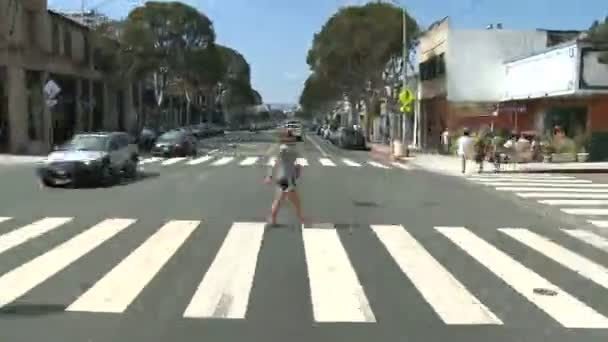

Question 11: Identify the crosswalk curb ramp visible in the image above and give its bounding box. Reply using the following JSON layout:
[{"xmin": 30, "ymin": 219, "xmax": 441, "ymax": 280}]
[
  {"xmin": 138, "ymin": 155, "xmax": 413, "ymax": 170},
  {"xmin": 0, "ymin": 216, "xmax": 607, "ymax": 327}
]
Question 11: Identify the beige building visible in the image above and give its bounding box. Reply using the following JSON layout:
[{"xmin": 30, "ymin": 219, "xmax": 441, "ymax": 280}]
[{"xmin": 0, "ymin": 0, "xmax": 139, "ymax": 154}]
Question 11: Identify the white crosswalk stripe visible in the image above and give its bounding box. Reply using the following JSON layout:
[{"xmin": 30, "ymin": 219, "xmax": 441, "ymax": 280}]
[
  {"xmin": 211, "ymin": 157, "xmax": 234, "ymax": 166},
  {"xmin": 240, "ymin": 157, "xmax": 259, "ymax": 166},
  {"xmin": 186, "ymin": 155, "xmax": 213, "ymax": 165},
  {"xmin": 0, "ymin": 217, "xmax": 11, "ymax": 224},
  {"xmin": 342, "ymin": 158, "xmax": 361, "ymax": 167},
  {"xmin": 319, "ymin": 158, "xmax": 336, "ymax": 167},
  {"xmin": 539, "ymin": 199, "xmax": 608, "ymax": 206},
  {"xmin": 0, "ymin": 216, "xmax": 604, "ymax": 327},
  {"xmin": 267, "ymin": 157, "xmax": 276, "ymax": 166},
  {"xmin": 162, "ymin": 157, "xmax": 187, "ymax": 165},
  {"xmin": 296, "ymin": 158, "xmax": 308, "ymax": 166},
  {"xmin": 368, "ymin": 161, "xmax": 389, "ymax": 169},
  {"xmin": 589, "ymin": 220, "xmax": 608, "ymax": 228}
]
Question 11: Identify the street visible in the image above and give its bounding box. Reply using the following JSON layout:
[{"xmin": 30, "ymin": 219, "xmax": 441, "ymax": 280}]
[{"xmin": 0, "ymin": 130, "xmax": 604, "ymax": 342}]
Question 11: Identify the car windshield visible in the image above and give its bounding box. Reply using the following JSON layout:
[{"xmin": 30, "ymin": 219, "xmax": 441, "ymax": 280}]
[
  {"xmin": 157, "ymin": 131, "xmax": 182, "ymax": 142},
  {"xmin": 61, "ymin": 135, "xmax": 108, "ymax": 151}
]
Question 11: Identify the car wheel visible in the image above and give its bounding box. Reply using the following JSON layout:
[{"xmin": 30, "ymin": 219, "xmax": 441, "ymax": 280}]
[
  {"xmin": 100, "ymin": 164, "xmax": 118, "ymax": 187},
  {"xmin": 123, "ymin": 159, "xmax": 137, "ymax": 179}
]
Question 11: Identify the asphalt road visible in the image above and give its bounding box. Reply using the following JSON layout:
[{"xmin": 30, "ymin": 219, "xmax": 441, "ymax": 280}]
[{"xmin": 0, "ymin": 130, "xmax": 606, "ymax": 342}]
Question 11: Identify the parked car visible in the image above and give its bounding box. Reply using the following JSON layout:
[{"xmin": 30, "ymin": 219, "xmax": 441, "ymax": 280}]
[
  {"xmin": 152, "ymin": 130, "xmax": 198, "ymax": 157},
  {"xmin": 37, "ymin": 132, "xmax": 139, "ymax": 187},
  {"xmin": 330, "ymin": 127, "xmax": 367, "ymax": 149}
]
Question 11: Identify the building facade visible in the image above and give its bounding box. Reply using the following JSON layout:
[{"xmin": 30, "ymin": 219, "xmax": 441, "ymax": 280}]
[
  {"xmin": 415, "ymin": 17, "xmax": 584, "ymax": 149},
  {"xmin": 0, "ymin": 0, "xmax": 139, "ymax": 154}
]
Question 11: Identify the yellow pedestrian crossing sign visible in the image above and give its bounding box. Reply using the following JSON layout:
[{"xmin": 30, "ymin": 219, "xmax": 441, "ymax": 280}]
[{"xmin": 398, "ymin": 88, "xmax": 415, "ymax": 113}]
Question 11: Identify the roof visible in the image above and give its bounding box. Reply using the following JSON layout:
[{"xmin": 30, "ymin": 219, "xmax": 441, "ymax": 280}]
[
  {"xmin": 47, "ymin": 9, "xmax": 93, "ymax": 32},
  {"xmin": 504, "ymin": 39, "xmax": 589, "ymax": 64}
]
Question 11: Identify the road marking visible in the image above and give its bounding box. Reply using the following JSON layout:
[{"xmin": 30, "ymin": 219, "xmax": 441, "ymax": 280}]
[
  {"xmin": 391, "ymin": 162, "xmax": 412, "ymax": 170},
  {"xmin": 162, "ymin": 157, "xmax": 186, "ymax": 165},
  {"xmin": 0, "ymin": 218, "xmax": 135, "ymax": 309},
  {"xmin": 470, "ymin": 175, "xmax": 576, "ymax": 180},
  {"xmin": 497, "ymin": 187, "xmax": 608, "ymax": 193},
  {"xmin": 436, "ymin": 226, "xmax": 608, "ymax": 328},
  {"xmin": 0, "ymin": 217, "xmax": 12, "ymax": 224},
  {"xmin": 319, "ymin": 158, "xmax": 336, "ymax": 167},
  {"xmin": 302, "ymin": 227, "xmax": 375, "ymax": 323},
  {"xmin": 211, "ymin": 157, "xmax": 234, "ymax": 166},
  {"xmin": 267, "ymin": 157, "xmax": 276, "ymax": 166},
  {"xmin": 372, "ymin": 225, "xmax": 501, "ymax": 325},
  {"xmin": 342, "ymin": 158, "xmax": 361, "ymax": 167},
  {"xmin": 589, "ymin": 220, "xmax": 608, "ymax": 228},
  {"xmin": 184, "ymin": 222, "xmax": 264, "ymax": 319},
  {"xmin": 472, "ymin": 178, "xmax": 591, "ymax": 184},
  {"xmin": 296, "ymin": 158, "xmax": 308, "ymax": 166},
  {"xmin": 517, "ymin": 193, "xmax": 608, "ymax": 199},
  {"xmin": 208, "ymin": 149, "xmax": 219, "ymax": 155},
  {"xmin": 483, "ymin": 182, "xmax": 608, "ymax": 187},
  {"xmin": 562, "ymin": 230, "xmax": 608, "ymax": 253},
  {"xmin": 539, "ymin": 199, "xmax": 608, "ymax": 206},
  {"xmin": 500, "ymin": 228, "xmax": 608, "ymax": 290},
  {"xmin": 186, "ymin": 155, "xmax": 213, "ymax": 165},
  {"xmin": 368, "ymin": 161, "xmax": 389, "ymax": 169},
  {"xmin": 561, "ymin": 208, "xmax": 608, "ymax": 215},
  {"xmin": 240, "ymin": 157, "xmax": 259, "ymax": 166},
  {"xmin": 139, "ymin": 157, "xmax": 162, "ymax": 165},
  {"xmin": 0, "ymin": 217, "xmax": 73, "ymax": 256},
  {"xmin": 308, "ymin": 135, "xmax": 328, "ymax": 156},
  {"xmin": 67, "ymin": 220, "xmax": 198, "ymax": 313}
]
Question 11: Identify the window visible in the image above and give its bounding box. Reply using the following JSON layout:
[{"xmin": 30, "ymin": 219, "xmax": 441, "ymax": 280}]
[
  {"xmin": 25, "ymin": 10, "xmax": 36, "ymax": 47},
  {"xmin": 52, "ymin": 23, "xmax": 60, "ymax": 54},
  {"xmin": 64, "ymin": 28, "xmax": 72, "ymax": 58}
]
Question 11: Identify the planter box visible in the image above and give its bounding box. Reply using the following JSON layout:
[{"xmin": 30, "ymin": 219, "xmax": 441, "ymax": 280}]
[
  {"xmin": 577, "ymin": 153, "xmax": 589, "ymax": 162},
  {"xmin": 551, "ymin": 153, "xmax": 577, "ymax": 163}
]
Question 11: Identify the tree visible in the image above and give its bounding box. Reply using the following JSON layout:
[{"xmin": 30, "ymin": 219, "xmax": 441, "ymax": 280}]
[
  {"xmin": 305, "ymin": 2, "xmax": 418, "ymax": 129},
  {"xmin": 299, "ymin": 73, "xmax": 340, "ymax": 117},
  {"xmin": 123, "ymin": 1, "xmax": 216, "ymax": 107},
  {"xmin": 589, "ymin": 16, "xmax": 608, "ymax": 64}
]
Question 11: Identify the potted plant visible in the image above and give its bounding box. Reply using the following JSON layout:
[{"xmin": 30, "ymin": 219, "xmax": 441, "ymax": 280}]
[
  {"xmin": 574, "ymin": 133, "xmax": 590, "ymax": 162},
  {"xmin": 541, "ymin": 143, "xmax": 555, "ymax": 163}
]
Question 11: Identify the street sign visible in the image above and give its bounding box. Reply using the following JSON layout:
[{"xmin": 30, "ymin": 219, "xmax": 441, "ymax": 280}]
[
  {"xmin": 44, "ymin": 80, "xmax": 61, "ymax": 99},
  {"xmin": 398, "ymin": 88, "xmax": 415, "ymax": 113}
]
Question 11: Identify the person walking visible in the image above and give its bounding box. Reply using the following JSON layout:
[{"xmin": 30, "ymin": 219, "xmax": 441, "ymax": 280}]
[
  {"xmin": 264, "ymin": 131, "xmax": 305, "ymax": 225},
  {"xmin": 456, "ymin": 128, "xmax": 474, "ymax": 174}
]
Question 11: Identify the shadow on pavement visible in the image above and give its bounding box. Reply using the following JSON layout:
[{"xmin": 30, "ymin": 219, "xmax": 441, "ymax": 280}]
[{"xmin": 0, "ymin": 303, "xmax": 66, "ymax": 317}]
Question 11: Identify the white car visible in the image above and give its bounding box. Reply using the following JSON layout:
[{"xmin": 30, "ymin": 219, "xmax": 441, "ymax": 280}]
[{"xmin": 285, "ymin": 121, "xmax": 303, "ymax": 141}]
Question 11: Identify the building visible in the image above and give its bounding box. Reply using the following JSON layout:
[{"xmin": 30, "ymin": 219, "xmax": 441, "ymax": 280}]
[
  {"xmin": 57, "ymin": 10, "xmax": 111, "ymax": 29},
  {"xmin": 0, "ymin": 0, "xmax": 140, "ymax": 154},
  {"xmin": 500, "ymin": 38, "xmax": 608, "ymax": 139},
  {"xmin": 415, "ymin": 17, "xmax": 583, "ymax": 149}
]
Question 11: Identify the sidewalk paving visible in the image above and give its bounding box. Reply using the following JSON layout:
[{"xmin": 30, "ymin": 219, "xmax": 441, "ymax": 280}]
[{"xmin": 409, "ymin": 153, "xmax": 608, "ymax": 176}]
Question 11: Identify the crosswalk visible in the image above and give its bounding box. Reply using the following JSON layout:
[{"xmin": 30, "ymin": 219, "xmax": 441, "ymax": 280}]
[
  {"xmin": 0, "ymin": 215, "xmax": 607, "ymax": 327},
  {"xmin": 138, "ymin": 155, "xmax": 412, "ymax": 170},
  {"xmin": 467, "ymin": 173, "xmax": 608, "ymax": 229}
]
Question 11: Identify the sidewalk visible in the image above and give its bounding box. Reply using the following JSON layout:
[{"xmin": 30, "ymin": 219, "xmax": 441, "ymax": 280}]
[{"xmin": 410, "ymin": 153, "xmax": 608, "ymax": 176}]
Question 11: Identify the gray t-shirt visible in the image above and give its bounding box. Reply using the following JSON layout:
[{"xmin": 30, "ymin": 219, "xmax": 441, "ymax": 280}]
[{"xmin": 269, "ymin": 146, "xmax": 299, "ymax": 180}]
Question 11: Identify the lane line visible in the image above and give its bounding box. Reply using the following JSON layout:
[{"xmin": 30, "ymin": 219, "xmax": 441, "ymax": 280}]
[
  {"xmin": 497, "ymin": 187, "xmax": 608, "ymax": 193},
  {"xmin": 183, "ymin": 222, "xmax": 265, "ymax": 319},
  {"xmin": 342, "ymin": 158, "xmax": 361, "ymax": 167},
  {"xmin": 589, "ymin": 220, "xmax": 608, "ymax": 228},
  {"xmin": 67, "ymin": 220, "xmax": 199, "ymax": 313},
  {"xmin": 319, "ymin": 158, "xmax": 336, "ymax": 167},
  {"xmin": 471, "ymin": 179, "xmax": 591, "ymax": 184},
  {"xmin": 0, "ymin": 218, "xmax": 135, "ymax": 309},
  {"xmin": 368, "ymin": 161, "xmax": 390, "ymax": 169},
  {"xmin": 308, "ymin": 135, "xmax": 329, "ymax": 156},
  {"xmin": 372, "ymin": 225, "xmax": 501, "ymax": 325},
  {"xmin": 296, "ymin": 158, "xmax": 309, "ymax": 166},
  {"xmin": 482, "ymin": 182, "xmax": 608, "ymax": 188},
  {"xmin": 303, "ymin": 227, "xmax": 375, "ymax": 323},
  {"xmin": 562, "ymin": 230, "xmax": 608, "ymax": 253},
  {"xmin": 539, "ymin": 199, "xmax": 608, "ymax": 206},
  {"xmin": 240, "ymin": 157, "xmax": 259, "ymax": 166},
  {"xmin": 391, "ymin": 162, "xmax": 412, "ymax": 170},
  {"xmin": 516, "ymin": 193, "xmax": 608, "ymax": 199},
  {"xmin": 211, "ymin": 157, "xmax": 234, "ymax": 166},
  {"xmin": 437, "ymin": 226, "xmax": 608, "ymax": 328},
  {"xmin": 186, "ymin": 155, "xmax": 213, "ymax": 165},
  {"xmin": 162, "ymin": 157, "xmax": 186, "ymax": 166},
  {"xmin": 0, "ymin": 217, "xmax": 73, "ymax": 256},
  {"xmin": 561, "ymin": 208, "xmax": 608, "ymax": 216},
  {"xmin": 500, "ymin": 228, "xmax": 608, "ymax": 290}
]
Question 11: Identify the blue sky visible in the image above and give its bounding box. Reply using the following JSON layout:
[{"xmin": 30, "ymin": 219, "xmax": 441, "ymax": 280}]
[{"xmin": 49, "ymin": 0, "xmax": 607, "ymax": 104}]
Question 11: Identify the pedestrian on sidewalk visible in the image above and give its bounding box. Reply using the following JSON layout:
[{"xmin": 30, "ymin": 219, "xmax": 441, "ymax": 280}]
[
  {"xmin": 456, "ymin": 128, "xmax": 475, "ymax": 174},
  {"xmin": 264, "ymin": 130, "xmax": 305, "ymax": 226}
]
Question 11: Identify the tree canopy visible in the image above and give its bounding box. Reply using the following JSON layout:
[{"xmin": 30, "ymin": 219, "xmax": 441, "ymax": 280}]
[
  {"xmin": 589, "ymin": 16, "xmax": 608, "ymax": 63},
  {"xmin": 302, "ymin": 2, "xmax": 418, "ymax": 123}
]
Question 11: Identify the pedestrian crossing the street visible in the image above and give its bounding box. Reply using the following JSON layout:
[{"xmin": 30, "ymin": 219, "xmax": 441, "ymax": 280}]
[
  {"xmin": 0, "ymin": 216, "xmax": 606, "ymax": 328},
  {"xmin": 138, "ymin": 155, "xmax": 413, "ymax": 170},
  {"xmin": 467, "ymin": 173, "xmax": 608, "ymax": 229}
]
